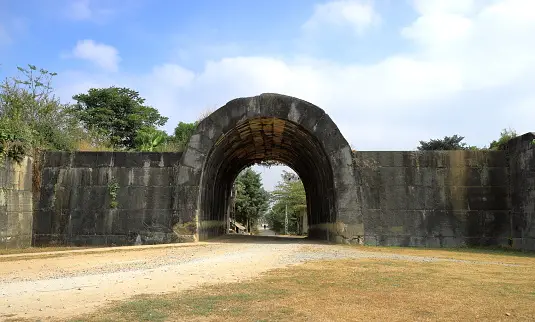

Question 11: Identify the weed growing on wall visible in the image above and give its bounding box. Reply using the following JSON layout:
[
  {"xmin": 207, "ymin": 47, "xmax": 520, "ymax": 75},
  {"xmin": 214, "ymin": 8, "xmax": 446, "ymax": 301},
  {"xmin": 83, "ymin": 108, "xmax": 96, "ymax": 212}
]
[
  {"xmin": 0, "ymin": 125, "xmax": 29, "ymax": 164},
  {"xmin": 108, "ymin": 179, "xmax": 120, "ymax": 209}
]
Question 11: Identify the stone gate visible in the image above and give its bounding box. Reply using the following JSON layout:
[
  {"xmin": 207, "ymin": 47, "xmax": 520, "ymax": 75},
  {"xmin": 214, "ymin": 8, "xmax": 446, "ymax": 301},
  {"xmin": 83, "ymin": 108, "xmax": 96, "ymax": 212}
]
[
  {"xmin": 175, "ymin": 93, "xmax": 362, "ymax": 243},
  {"xmin": 1, "ymin": 93, "xmax": 534, "ymax": 250}
]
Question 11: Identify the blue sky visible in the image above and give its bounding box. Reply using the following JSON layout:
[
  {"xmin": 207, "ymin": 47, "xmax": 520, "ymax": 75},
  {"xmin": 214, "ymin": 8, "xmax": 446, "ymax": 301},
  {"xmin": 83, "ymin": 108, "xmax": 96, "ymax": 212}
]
[{"xmin": 2, "ymin": 0, "xmax": 535, "ymax": 189}]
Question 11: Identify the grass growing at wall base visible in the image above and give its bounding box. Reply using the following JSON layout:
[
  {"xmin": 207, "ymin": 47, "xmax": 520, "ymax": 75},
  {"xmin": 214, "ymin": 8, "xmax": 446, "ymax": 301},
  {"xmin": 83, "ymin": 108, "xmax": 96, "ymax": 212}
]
[{"xmin": 67, "ymin": 252, "xmax": 535, "ymax": 322}]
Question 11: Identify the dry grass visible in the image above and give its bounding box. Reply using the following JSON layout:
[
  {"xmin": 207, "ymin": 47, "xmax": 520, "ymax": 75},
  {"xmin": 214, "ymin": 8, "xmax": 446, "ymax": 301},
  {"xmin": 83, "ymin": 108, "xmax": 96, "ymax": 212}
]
[
  {"xmin": 345, "ymin": 245, "xmax": 535, "ymax": 265},
  {"xmin": 66, "ymin": 253, "xmax": 535, "ymax": 322},
  {"xmin": 197, "ymin": 108, "xmax": 214, "ymax": 122},
  {"xmin": 76, "ymin": 139, "xmax": 114, "ymax": 152}
]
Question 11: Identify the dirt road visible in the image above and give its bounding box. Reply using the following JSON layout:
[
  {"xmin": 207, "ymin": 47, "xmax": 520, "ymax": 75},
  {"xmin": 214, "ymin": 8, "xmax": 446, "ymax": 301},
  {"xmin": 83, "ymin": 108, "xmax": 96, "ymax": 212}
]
[
  {"xmin": 0, "ymin": 236, "xmax": 308, "ymax": 320},
  {"xmin": 0, "ymin": 235, "xmax": 523, "ymax": 321}
]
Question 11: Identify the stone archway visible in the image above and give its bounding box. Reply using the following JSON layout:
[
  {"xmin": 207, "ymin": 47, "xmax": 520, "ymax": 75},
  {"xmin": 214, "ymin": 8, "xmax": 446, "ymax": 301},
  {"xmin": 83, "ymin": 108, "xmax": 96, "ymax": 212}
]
[{"xmin": 175, "ymin": 93, "xmax": 363, "ymax": 243}]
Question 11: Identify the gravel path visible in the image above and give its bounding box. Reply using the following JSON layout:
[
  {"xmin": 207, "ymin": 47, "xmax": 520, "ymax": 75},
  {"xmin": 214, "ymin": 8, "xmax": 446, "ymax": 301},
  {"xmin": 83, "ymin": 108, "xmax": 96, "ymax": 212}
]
[{"xmin": 0, "ymin": 235, "xmax": 520, "ymax": 321}]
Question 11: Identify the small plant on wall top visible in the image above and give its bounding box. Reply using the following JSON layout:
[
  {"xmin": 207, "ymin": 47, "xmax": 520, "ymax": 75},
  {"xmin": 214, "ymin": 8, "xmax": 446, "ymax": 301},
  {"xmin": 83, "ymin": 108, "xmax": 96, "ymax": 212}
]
[{"xmin": 108, "ymin": 178, "xmax": 119, "ymax": 209}]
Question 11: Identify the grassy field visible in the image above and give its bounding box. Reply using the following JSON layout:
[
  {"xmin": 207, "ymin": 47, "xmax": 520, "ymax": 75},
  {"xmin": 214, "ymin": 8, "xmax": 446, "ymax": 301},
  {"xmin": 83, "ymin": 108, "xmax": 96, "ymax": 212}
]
[
  {"xmin": 65, "ymin": 248, "xmax": 535, "ymax": 322},
  {"xmin": 341, "ymin": 245, "xmax": 535, "ymax": 264}
]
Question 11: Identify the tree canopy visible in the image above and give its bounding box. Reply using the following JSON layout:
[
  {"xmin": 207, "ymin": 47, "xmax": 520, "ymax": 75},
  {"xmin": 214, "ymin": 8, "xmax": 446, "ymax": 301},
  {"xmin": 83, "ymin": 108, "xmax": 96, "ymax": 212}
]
[
  {"xmin": 233, "ymin": 168, "xmax": 270, "ymax": 232},
  {"xmin": 417, "ymin": 135, "xmax": 469, "ymax": 151},
  {"xmin": 134, "ymin": 127, "xmax": 168, "ymax": 152},
  {"xmin": 417, "ymin": 129, "xmax": 520, "ymax": 152},
  {"xmin": 0, "ymin": 64, "xmax": 207, "ymax": 159},
  {"xmin": 0, "ymin": 65, "xmax": 85, "ymax": 161},
  {"xmin": 266, "ymin": 170, "xmax": 307, "ymax": 235},
  {"xmin": 173, "ymin": 121, "xmax": 197, "ymax": 149},
  {"xmin": 489, "ymin": 128, "xmax": 517, "ymax": 150},
  {"xmin": 71, "ymin": 87, "xmax": 168, "ymax": 150}
]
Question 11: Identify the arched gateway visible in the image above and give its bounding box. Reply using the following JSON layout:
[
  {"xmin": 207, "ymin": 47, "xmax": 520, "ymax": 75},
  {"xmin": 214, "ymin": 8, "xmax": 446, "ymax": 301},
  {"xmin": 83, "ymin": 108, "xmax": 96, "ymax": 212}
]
[{"xmin": 175, "ymin": 93, "xmax": 363, "ymax": 243}]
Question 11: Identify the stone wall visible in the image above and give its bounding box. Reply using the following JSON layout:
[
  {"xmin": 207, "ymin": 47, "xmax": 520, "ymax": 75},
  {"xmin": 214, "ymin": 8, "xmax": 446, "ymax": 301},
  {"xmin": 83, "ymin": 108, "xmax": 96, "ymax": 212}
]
[
  {"xmin": 33, "ymin": 152, "xmax": 182, "ymax": 246},
  {"xmin": 0, "ymin": 157, "xmax": 33, "ymax": 249},
  {"xmin": 354, "ymin": 150, "xmax": 510, "ymax": 247},
  {"xmin": 1, "ymin": 134, "xmax": 531, "ymax": 251},
  {"xmin": 508, "ymin": 132, "xmax": 535, "ymax": 250}
]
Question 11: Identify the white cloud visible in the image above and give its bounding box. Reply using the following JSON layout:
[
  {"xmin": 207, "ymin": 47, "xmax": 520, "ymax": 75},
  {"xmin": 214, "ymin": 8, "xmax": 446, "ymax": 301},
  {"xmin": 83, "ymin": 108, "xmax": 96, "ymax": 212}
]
[
  {"xmin": 402, "ymin": 0, "xmax": 535, "ymax": 89},
  {"xmin": 410, "ymin": 0, "xmax": 478, "ymax": 15},
  {"xmin": 302, "ymin": 0, "xmax": 381, "ymax": 35},
  {"xmin": 69, "ymin": 40, "xmax": 121, "ymax": 72},
  {"xmin": 56, "ymin": 0, "xmax": 535, "ymax": 156}
]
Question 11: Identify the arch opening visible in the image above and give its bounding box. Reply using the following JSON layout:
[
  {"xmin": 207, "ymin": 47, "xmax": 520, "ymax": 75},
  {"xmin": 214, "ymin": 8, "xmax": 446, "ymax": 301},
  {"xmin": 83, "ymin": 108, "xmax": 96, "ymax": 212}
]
[
  {"xmin": 176, "ymin": 93, "xmax": 362, "ymax": 244},
  {"xmin": 199, "ymin": 117, "xmax": 335, "ymax": 239},
  {"xmin": 229, "ymin": 165, "xmax": 306, "ymax": 236}
]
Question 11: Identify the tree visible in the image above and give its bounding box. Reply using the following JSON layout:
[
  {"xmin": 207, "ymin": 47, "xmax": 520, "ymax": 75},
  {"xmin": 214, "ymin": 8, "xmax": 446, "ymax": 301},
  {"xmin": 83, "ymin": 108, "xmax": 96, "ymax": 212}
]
[
  {"xmin": 489, "ymin": 128, "xmax": 517, "ymax": 150},
  {"xmin": 167, "ymin": 109, "xmax": 218, "ymax": 151},
  {"xmin": 134, "ymin": 127, "xmax": 168, "ymax": 152},
  {"xmin": 417, "ymin": 135, "xmax": 469, "ymax": 151},
  {"xmin": 258, "ymin": 160, "xmax": 284, "ymax": 167},
  {"xmin": 71, "ymin": 87, "xmax": 168, "ymax": 150},
  {"xmin": 0, "ymin": 64, "xmax": 83, "ymax": 161},
  {"xmin": 172, "ymin": 121, "xmax": 197, "ymax": 149},
  {"xmin": 281, "ymin": 170, "xmax": 299, "ymax": 182},
  {"xmin": 267, "ymin": 170, "xmax": 307, "ymax": 235},
  {"xmin": 233, "ymin": 168, "xmax": 270, "ymax": 233}
]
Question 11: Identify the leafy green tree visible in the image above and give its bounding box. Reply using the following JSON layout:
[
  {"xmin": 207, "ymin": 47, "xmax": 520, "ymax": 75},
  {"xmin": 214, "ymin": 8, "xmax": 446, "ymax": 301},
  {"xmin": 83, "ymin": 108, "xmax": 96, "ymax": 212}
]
[
  {"xmin": 267, "ymin": 170, "xmax": 307, "ymax": 235},
  {"xmin": 489, "ymin": 128, "xmax": 517, "ymax": 150},
  {"xmin": 167, "ymin": 109, "xmax": 218, "ymax": 151},
  {"xmin": 172, "ymin": 121, "xmax": 197, "ymax": 149},
  {"xmin": 0, "ymin": 64, "xmax": 83, "ymax": 161},
  {"xmin": 0, "ymin": 118, "xmax": 31, "ymax": 162},
  {"xmin": 134, "ymin": 127, "xmax": 168, "ymax": 152},
  {"xmin": 71, "ymin": 87, "xmax": 168, "ymax": 150},
  {"xmin": 233, "ymin": 168, "xmax": 270, "ymax": 232},
  {"xmin": 265, "ymin": 202, "xmax": 290, "ymax": 234},
  {"xmin": 417, "ymin": 135, "xmax": 469, "ymax": 151}
]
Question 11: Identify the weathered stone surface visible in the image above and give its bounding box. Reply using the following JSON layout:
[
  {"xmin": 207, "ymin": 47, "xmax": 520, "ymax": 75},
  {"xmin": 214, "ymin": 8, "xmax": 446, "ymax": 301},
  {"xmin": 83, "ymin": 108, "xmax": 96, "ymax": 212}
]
[
  {"xmin": 354, "ymin": 150, "xmax": 511, "ymax": 248},
  {"xmin": 508, "ymin": 132, "xmax": 535, "ymax": 250},
  {"xmin": 178, "ymin": 93, "xmax": 360, "ymax": 242},
  {"xmin": 32, "ymin": 151, "xmax": 182, "ymax": 246},
  {"xmin": 0, "ymin": 157, "xmax": 33, "ymax": 249}
]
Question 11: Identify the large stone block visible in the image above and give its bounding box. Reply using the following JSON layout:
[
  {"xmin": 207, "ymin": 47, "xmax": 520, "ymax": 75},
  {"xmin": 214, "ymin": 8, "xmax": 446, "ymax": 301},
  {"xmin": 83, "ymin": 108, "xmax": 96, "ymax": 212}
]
[
  {"xmin": 124, "ymin": 209, "xmax": 149, "ymax": 232},
  {"xmin": 145, "ymin": 186, "xmax": 174, "ymax": 209},
  {"xmin": 112, "ymin": 152, "xmax": 144, "ymax": 168},
  {"xmin": 69, "ymin": 210, "xmax": 99, "ymax": 235},
  {"xmin": 162, "ymin": 153, "xmax": 183, "ymax": 167},
  {"xmin": 72, "ymin": 152, "xmax": 99, "ymax": 168},
  {"xmin": 146, "ymin": 168, "xmax": 174, "ymax": 187},
  {"xmin": 33, "ymin": 209, "xmax": 54, "ymax": 234},
  {"xmin": 143, "ymin": 209, "xmax": 174, "ymax": 228},
  {"xmin": 175, "ymin": 165, "xmax": 202, "ymax": 186},
  {"xmin": 469, "ymin": 186, "xmax": 508, "ymax": 210},
  {"xmin": 116, "ymin": 186, "xmax": 147, "ymax": 210},
  {"xmin": 43, "ymin": 152, "xmax": 72, "ymax": 168}
]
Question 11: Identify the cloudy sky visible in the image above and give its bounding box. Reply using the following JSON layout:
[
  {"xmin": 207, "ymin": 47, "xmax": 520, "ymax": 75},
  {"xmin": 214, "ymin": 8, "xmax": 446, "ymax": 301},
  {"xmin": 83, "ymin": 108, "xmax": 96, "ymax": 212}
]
[{"xmin": 1, "ymin": 0, "xmax": 534, "ymax": 190}]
